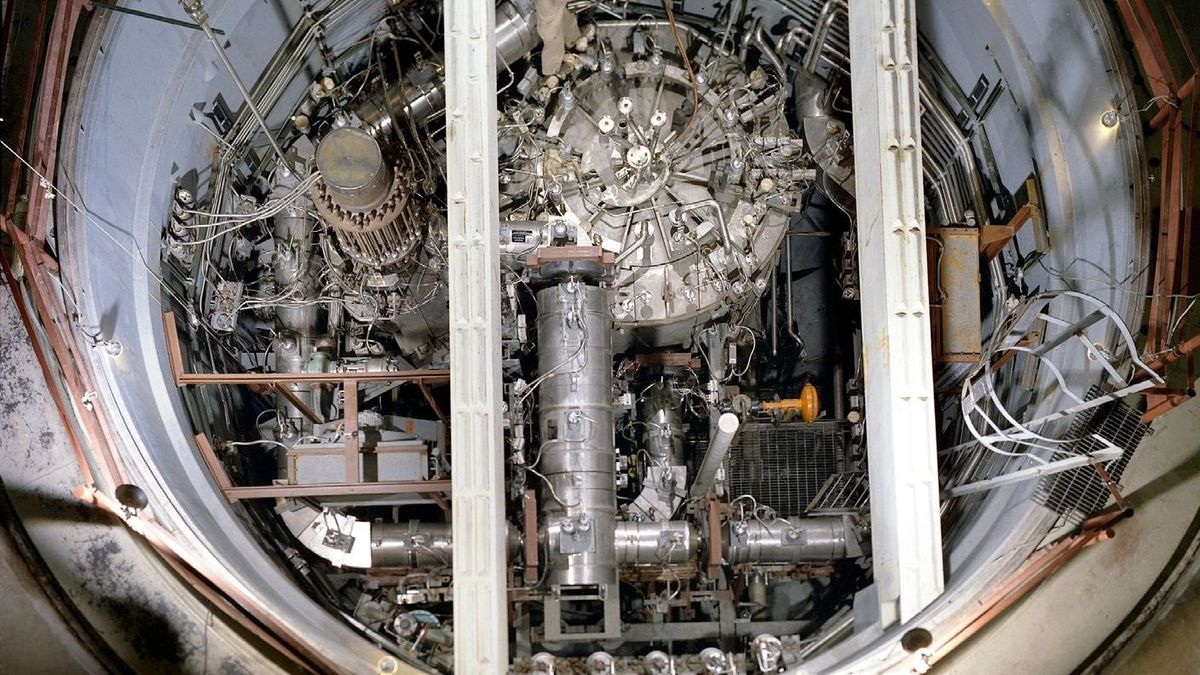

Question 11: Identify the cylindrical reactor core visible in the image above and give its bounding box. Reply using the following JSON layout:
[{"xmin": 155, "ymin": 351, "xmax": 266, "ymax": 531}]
[
  {"xmin": 314, "ymin": 127, "xmax": 394, "ymax": 210},
  {"xmin": 536, "ymin": 281, "xmax": 617, "ymax": 587},
  {"xmin": 310, "ymin": 126, "xmax": 424, "ymax": 268}
]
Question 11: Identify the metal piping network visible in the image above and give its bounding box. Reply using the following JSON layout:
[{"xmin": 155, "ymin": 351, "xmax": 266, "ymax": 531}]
[
  {"xmin": 357, "ymin": 0, "xmax": 540, "ymax": 135},
  {"xmin": 270, "ymin": 173, "xmax": 321, "ymax": 455},
  {"xmin": 279, "ymin": 500, "xmax": 699, "ymax": 570}
]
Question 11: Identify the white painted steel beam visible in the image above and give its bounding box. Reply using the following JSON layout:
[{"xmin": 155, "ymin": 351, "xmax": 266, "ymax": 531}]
[
  {"xmin": 849, "ymin": 0, "xmax": 945, "ymax": 626},
  {"xmin": 447, "ymin": 0, "xmax": 508, "ymax": 669}
]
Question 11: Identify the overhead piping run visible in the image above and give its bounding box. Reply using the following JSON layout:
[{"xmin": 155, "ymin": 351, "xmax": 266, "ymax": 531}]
[
  {"xmin": 179, "ymin": 0, "xmax": 290, "ymax": 171},
  {"xmin": 277, "ymin": 501, "xmax": 699, "ymax": 569},
  {"xmin": 849, "ymin": 0, "xmax": 944, "ymax": 626},
  {"xmin": 357, "ymin": 0, "xmax": 540, "ymax": 135}
]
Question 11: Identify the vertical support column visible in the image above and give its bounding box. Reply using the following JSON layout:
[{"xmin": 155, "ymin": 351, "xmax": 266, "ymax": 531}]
[
  {"xmin": 849, "ymin": 0, "xmax": 944, "ymax": 626},
  {"xmin": 343, "ymin": 380, "xmax": 359, "ymax": 482},
  {"xmin": 447, "ymin": 0, "xmax": 509, "ymax": 669}
]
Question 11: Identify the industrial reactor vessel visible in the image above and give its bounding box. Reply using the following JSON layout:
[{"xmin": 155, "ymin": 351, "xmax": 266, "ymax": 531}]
[{"xmin": 2, "ymin": 0, "xmax": 1196, "ymax": 673}]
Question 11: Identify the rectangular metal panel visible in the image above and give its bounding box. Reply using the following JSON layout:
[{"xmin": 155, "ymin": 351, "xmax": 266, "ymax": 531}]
[{"xmin": 928, "ymin": 226, "xmax": 982, "ymax": 362}]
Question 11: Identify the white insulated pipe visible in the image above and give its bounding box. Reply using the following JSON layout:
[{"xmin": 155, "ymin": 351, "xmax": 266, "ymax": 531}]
[{"xmin": 690, "ymin": 412, "xmax": 741, "ymax": 498}]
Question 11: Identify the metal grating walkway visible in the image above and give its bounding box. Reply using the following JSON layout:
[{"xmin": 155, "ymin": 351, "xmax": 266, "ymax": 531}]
[
  {"xmin": 724, "ymin": 421, "xmax": 847, "ymax": 516},
  {"xmin": 1034, "ymin": 386, "xmax": 1149, "ymax": 525}
]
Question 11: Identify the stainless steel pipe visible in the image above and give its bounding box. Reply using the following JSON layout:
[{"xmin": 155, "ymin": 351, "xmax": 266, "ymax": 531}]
[
  {"xmin": 723, "ymin": 516, "xmax": 860, "ymax": 564},
  {"xmin": 535, "ymin": 280, "xmax": 618, "ymax": 588}
]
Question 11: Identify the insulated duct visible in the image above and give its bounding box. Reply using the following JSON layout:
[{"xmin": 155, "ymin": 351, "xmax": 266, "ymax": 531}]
[{"xmin": 535, "ymin": 280, "xmax": 618, "ymax": 589}]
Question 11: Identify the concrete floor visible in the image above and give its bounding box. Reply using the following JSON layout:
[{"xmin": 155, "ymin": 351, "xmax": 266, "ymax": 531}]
[{"xmin": 939, "ymin": 397, "xmax": 1200, "ymax": 674}]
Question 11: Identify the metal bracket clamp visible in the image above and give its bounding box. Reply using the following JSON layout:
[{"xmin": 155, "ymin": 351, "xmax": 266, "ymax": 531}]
[
  {"xmin": 849, "ymin": 0, "xmax": 945, "ymax": 626},
  {"xmin": 557, "ymin": 516, "xmax": 597, "ymax": 554},
  {"xmin": 542, "ymin": 584, "xmax": 622, "ymax": 643}
]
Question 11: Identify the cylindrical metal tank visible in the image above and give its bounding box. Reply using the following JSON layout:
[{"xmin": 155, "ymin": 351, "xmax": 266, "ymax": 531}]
[
  {"xmin": 614, "ymin": 521, "xmax": 697, "ymax": 566},
  {"xmin": 536, "ymin": 280, "xmax": 617, "ymax": 587},
  {"xmin": 642, "ymin": 381, "xmax": 685, "ymax": 466},
  {"xmin": 370, "ymin": 521, "xmax": 522, "ymax": 568},
  {"xmin": 310, "ymin": 127, "xmax": 424, "ymax": 269},
  {"xmin": 722, "ymin": 516, "xmax": 857, "ymax": 564}
]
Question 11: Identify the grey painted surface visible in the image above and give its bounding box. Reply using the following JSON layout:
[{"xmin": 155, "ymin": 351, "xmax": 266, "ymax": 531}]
[
  {"xmin": 939, "ymin": 398, "xmax": 1200, "ymax": 674},
  {"xmin": 0, "ymin": 508, "xmax": 106, "ymax": 673},
  {"xmin": 0, "ymin": 281, "xmax": 286, "ymax": 674},
  {"xmin": 55, "ymin": 3, "xmax": 399, "ymax": 669}
]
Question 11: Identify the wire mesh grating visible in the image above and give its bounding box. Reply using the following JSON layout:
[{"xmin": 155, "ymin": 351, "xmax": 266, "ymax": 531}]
[
  {"xmin": 1033, "ymin": 385, "xmax": 1148, "ymax": 524},
  {"xmin": 807, "ymin": 470, "xmax": 870, "ymax": 514},
  {"xmin": 724, "ymin": 421, "xmax": 847, "ymax": 516}
]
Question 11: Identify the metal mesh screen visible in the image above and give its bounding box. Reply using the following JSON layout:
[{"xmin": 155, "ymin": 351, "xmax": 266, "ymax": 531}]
[
  {"xmin": 724, "ymin": 421, "xmax": 846, "ymax": 516},
  {"xmin": 807, "ymin": 471, "xmax": 870, "ymax": 514},
  {"xmin": 1033, "ymin": 386, "xmax": 1148, "ymax": 524}
]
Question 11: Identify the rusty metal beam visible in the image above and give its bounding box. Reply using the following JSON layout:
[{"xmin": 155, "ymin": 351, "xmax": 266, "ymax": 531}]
[
  {"xmin": 1143, "ymin": 391, "xmax": 1194, "ymax": 423},
  {"xmin": 1150, "ymin": 72, "xmax": 1195, "ymax": 129},
  {"xmin": 2, "ymin": 0, "xmax": 51, "ymax": 214},
  {"xmin": 267, "ymin": 383, "xmax": 321, "ymax": 424},
  {"xmin": 1116, "ymin": 0, "xmax": 1178, "ymax": 100},
  {"xmin": 26, "ymin": 0, "xmax": 88, "ymax": 243},
  {"xmin": 3, "ymin": 218, "xmax": 126, "ymax": 487},
  {"xmin": 1, "ymin": 243, "xmax": 94, "ymax": 486},
  {"xmin": 179, "ymin": 370, "xmax": 451, "ymax": 385},
  {"xmin": 522, "ymin": 490, "xmax": 539, "ymax": 583},
  {"xmin": 417, "ymin": 381, "xmax": 447, "ymax": 426},
  {"xmin": 1143, "ymin": 332, "xmax": 1200, "ymax": 372},
  {"xmin": 929, "ymin": 510, "xmax": 1127, "ymax": 665},
  {"xmin": 979, "ymin": 204, "xmax": 1034, "ymax": 261},
  {"xmin": 223, "ymin": 480, "xmax": 452, "ymax": 501},
  {"xmin": 163, "ymin": 311, "xmax": 450, "ymax": 385},
  {"xmin": 343, "ymin": 379, "xmax": 359, "ymax": 483},
  {"xmin": 1145, "ymin": 110, "xmax": 1186, "ymax": 368},
  {"xmin": 1162, "ymin": 1, "xmax": 1197, "ymax": 73},
  {"xmin": 193, "ymin": 434, "xmax": 233, "ymax": 492}
]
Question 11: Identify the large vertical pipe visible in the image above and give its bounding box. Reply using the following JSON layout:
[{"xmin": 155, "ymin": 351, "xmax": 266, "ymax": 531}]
[
  {"xmin": 271, "ymin": 188, "xmax": 319, "ymax": 465},
  {"xmin": 536, "ymin": 281, "xmax": 617, "ymax": 588}
]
